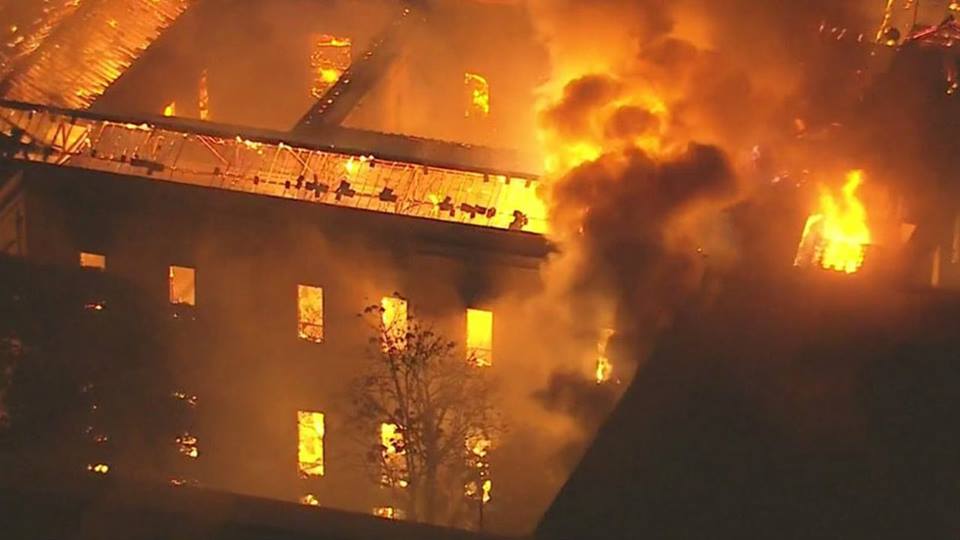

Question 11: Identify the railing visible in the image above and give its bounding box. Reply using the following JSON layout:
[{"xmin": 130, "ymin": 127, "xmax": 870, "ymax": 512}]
[{"xmin": 0, "ymin": 102, "xmax": 547, "ymax": 234}]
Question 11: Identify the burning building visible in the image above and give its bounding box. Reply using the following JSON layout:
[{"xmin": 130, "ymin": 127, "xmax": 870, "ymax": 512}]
[
  {"xmin": 0, "ymin": 0, "xmax": 586, "ymax": 536},
  {"xmin": 4, "ymin": 0, "xmax": 960, "ymax": 539}
]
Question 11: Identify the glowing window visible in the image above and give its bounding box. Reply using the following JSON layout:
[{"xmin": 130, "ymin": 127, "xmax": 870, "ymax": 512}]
[
  {"xmin": 380, "ymin": 422, "xmax": 408, "ymax": 487},
  {"xmin": 169, "ymin": 266, "xmax": 196, "ymax": 306},
  {"xmin": 80, "ymin": 252, "xmax": 106, "ymax": 270},
  {"xmin": 466, "ymin": 309, "xmax": 493, "ymax": 366},
  {"xmin": 381, "ymin": 296, "xmax": 408, "ymax": 347},
  {"xmin": 297, "ymin": 411, "xmax": 325, "ymax": 478},
  {"xmin": 297, "ymin": 285, "xmax": 324, "ymax": 343}
]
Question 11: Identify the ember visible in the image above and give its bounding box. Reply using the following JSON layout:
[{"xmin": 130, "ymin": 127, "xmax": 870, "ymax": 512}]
[{"xmin": 380, "ymin": 422, "xmax": 408, "ymax": 488}]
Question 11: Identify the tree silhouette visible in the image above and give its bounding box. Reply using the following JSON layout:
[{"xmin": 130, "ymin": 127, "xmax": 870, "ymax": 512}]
[{"xmin": 349, "ymin": 298, "xmax": 501, "ymax": 527}]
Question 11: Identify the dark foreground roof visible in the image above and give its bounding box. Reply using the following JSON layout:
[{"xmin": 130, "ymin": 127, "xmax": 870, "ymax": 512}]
[
  {"xmin": 537, "ymin": 271, "xmax": 960, "ymax": 539},
  {"xmin": 0, "ymin": 475, "xmax": 508, "ymax": 540}
]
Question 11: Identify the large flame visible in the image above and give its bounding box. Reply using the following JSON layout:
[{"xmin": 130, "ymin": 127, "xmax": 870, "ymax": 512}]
[{"xmin": 794, "ymin": 170, "xmax": 872, "ymax": 274}]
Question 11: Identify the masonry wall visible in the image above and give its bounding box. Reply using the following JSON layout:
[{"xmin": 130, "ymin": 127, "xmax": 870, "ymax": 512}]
[{"xmin": 7, "ymin": 163, "xmax": 550, "ymax": 532}]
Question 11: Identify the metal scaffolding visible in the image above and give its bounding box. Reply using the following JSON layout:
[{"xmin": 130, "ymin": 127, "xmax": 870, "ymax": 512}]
[{"xmin": 0, "ymin": 101, "xmax": 547, "ymax": 233}]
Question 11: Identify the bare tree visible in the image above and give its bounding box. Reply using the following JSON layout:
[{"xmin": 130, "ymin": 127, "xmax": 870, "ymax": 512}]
[{"xmin": 350, "ymin": 298, "xmax": 501, "ymax": 527}]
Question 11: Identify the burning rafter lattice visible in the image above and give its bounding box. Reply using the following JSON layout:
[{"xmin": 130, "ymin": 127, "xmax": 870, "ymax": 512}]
[
  {"xmin": 0, "ymin": 102, "xmax": 547, "ymax": 233},
  {"xmin": 0, "ymin": 0, "xmax": 192, "ymax": 109}
]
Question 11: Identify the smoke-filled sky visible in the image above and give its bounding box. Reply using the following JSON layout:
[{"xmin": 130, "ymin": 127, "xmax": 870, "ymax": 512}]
[{"xmin": 526, "ymin": 0, "xmax": 943, "ymax": 341}]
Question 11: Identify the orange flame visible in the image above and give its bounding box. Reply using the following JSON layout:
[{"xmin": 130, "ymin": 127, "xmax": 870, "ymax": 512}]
[
  {"xmin": 311, "ymin": 35, "xmax": 351, "ymax": 99},
  {"xmin": 595, "ymin": 329, "xmax": 614, "ymax": 384},
  {"xmin": 465, "ymin": 72, "xmax": 490, "ymax": 118},
  {"xmin": 380, "ymin": 422, "xmax": 409, "ymax": 488},
  {"xmin": 163, "ymin": 101, "xmax": 175, "ymax": 117},
  {"xmin": 795, "ymin": 170, "xmax": 871, "ymax": 274}
]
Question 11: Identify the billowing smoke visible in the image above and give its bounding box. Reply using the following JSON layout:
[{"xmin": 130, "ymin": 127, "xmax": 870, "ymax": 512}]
[{"xmin": 517, "ymin": 0, "xmax": 892, "ymax": 488}]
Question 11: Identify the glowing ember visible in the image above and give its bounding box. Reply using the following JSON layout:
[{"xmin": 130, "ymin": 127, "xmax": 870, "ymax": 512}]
[
  {"xmin": 198, "ymin": 69, "xmax": 210, "ymax": 121},
  {"xmin": 300, "ymin": 494, "xmax": 320, "ymax": 506},
  {"xmin": 465, "ymin": 429, "xmax": 493, "ymax": 504},
  {"xmin": 373, "ymin": 506, "xmax": 404, "ymax": 519},
  {"xmin": 163, "ymin": 102, "xmax": 176, "ymax": 117},
  {"xmin": 595, "ymin": 329, "xmax": 614, "ymax": 384},
  {"xmin": 87, "ymin": 463, "xmax": 110, "ymax": 474},
  {"xmin": 465, "ymin": 72, "xmax": 491, "ymax": 118},
  {"xmin": 794, "ymin": 170, "xmax": 871, "ymax": 274},
  {"xmin": 175, "ymin": 433, "xmax": 199, "ymax": 458}
]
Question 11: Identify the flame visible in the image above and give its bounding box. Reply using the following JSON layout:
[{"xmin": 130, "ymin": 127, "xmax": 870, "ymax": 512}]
[
  {"xmin": 794, "ymin": 170, "xmax": 871, "ymax": 274},
  {"xmin": 466, "ymin": 309, "xmax": 493, "ymax": 367},
  {"xmin": 380, "ymin": 422, "xmax": 409, "ymax": 488},
  {"xmin": 538, "ymin": 85, "xmax": 670, "ymax": 177},
  {"xmin": 381, "ymin": 422, "xmax": 404, "ymax": 455},
  {"xmin": 297, "ymin": 411, "xmax": 325, "ymax": 477},
  {"xmin": 311, "ymin": 34, "xmax": 351, "ymax": 98},
  {"xmin": 198, "ymin": 69, "xmax": 210, "ymax": 121},
  {"xmin": 300, "ymin": 494, "xmax": 320, "ymax": 506},
  {"xmin": 875, "ymin": 0, "xmax": 896, "ymax": 43},
  {"xmin": 466, "ymin": 431, "xmax": 492, "ymax": 459},
  {"xmin": 344, "ymin": 156, "xmax": 358, "ymax": 174},
  {"xmin": 373, "ymin": 506, "xmax": 404, "ymax": 519},
  {"xmin": 380, "ymin": 296, "xmax": 408, "ymax": 351},
  {"xmin": 1, "ymin": 0, "xmax": 191, "ymax": 109},
  {"xmin": 595, "ymin": 328, "xmax": 614, "ymax": 384},
  {"xmin": 318, "ymin": 68, "xmax": 341, "ymax": 84},
  {"xmin": 163, "ymin": 101, "xmax": 176, "ymax": 117},
  {"xmin": 465, "ymin": 430, "xmax": 493, "ymax": 504},
  {"xmin": 297, "ymin": 285, "xmax": 324, "ymax": 343},
  {"xmin": 481, "ymin": 479, "xmax": 492, "ymax": 504},
  {"xmin": 465, "ymin": 72, "xmax": 491, "ymax": 118}
]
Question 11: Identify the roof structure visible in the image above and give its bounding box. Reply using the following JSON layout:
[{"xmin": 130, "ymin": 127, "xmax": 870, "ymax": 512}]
[{"xmin": 0, "ymin": 0, "xmax": 550, "ymax": 234}]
